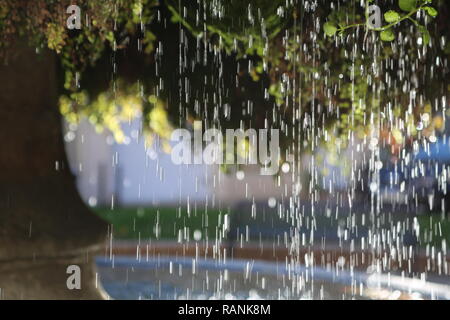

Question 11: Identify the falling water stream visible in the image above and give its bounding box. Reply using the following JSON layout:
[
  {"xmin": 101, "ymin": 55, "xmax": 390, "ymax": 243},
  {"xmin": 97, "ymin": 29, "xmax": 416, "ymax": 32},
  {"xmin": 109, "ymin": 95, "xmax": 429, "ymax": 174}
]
[{"xmin": 59, "ymin": 0, "xmax": 450, "ymax": 300}]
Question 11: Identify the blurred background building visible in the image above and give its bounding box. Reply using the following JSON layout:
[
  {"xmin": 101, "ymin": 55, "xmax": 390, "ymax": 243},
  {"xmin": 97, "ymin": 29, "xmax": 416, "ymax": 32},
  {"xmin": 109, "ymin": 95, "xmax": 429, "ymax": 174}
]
[{"xmin": 64, "ymin": 118, "xmax": 212, "ymax": 207}]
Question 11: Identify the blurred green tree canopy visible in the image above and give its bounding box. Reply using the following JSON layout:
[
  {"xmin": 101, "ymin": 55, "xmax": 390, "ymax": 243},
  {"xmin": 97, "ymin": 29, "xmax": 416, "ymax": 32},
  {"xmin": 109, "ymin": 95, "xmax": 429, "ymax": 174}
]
[{"xmin": 0, "ymin": 0, "xmax": 449, "ymax": 167}]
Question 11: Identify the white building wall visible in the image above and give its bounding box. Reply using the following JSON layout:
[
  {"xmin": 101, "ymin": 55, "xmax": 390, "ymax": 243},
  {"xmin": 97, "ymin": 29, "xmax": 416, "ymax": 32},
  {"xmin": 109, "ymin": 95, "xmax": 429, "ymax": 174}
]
[{"xmin": 64, "ymin": 118, "xmax": 212, "ymax": 207}]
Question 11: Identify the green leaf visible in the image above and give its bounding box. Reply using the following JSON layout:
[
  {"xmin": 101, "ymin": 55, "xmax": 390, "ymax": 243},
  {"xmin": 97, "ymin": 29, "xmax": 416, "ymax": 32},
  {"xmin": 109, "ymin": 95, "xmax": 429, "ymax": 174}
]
[
  {"xmin": 423, "ymin": 6, "xmax": 438, "ymax": 18},
  {"xmin": 323, "ymin": 22, "xmax": 338, "ymax": 37},
  {"xmin": 384, "ymin": 10, "xmax": 401, "ymax": 23},
  {"xmin": 380, "ymin": 29, "xmax": 395, "ymax": 42},
  {"xmin": 418, "ymin": 25, "xmax": 430, "ymax": 46},
  {"xmin": 398, "ymin": 0, "xmax": 417, "ymax": 12}
]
